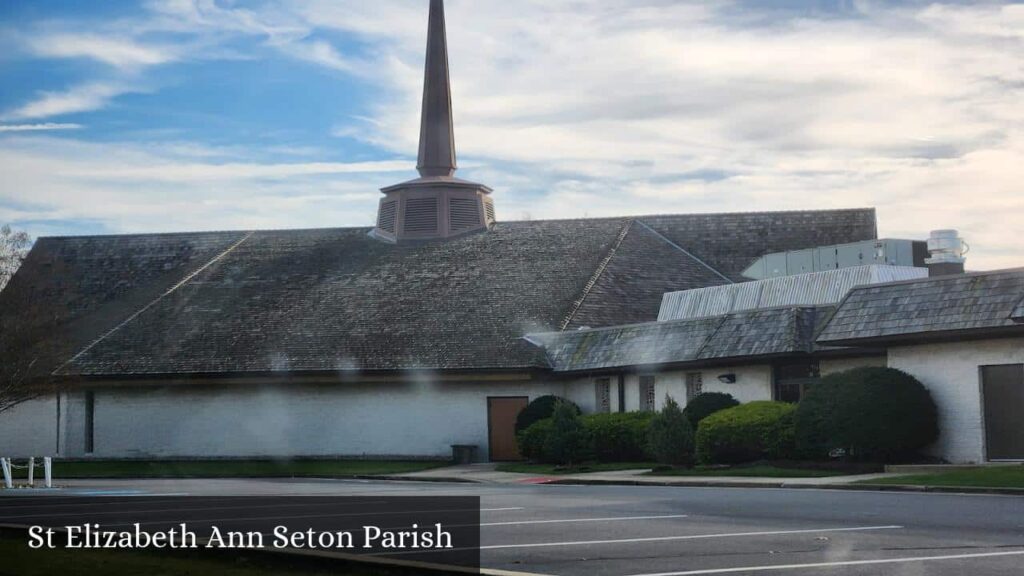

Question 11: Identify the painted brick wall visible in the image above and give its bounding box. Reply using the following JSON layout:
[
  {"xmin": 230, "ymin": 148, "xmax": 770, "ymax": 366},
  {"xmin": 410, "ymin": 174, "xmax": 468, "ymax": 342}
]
[{"xmin": 888, "ymin": 338, "xmax": 1024, "ymax": 464}]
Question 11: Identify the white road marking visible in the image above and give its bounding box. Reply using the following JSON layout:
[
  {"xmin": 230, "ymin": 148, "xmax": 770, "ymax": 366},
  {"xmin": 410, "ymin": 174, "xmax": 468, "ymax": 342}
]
[
  {"xmin": 480, "ymin": 525, "xmax": 903, "ymax": 550},
  {"xmin": 481, "ymin": 514, "xmax": 689, "ymax": 527},
  {"xmin": 0, "ymin": 501, "xmax": 389, "ymax": 520},
  {"xmin": 628, "ymin": 549, "xmax": 1024, "ymax": 575},
  {"xmin": 99, "ymin": 507, "xmax": 522, "ymax": 528},
  {"xmin": 483, "ymin": 508, "xmax": 526, "ymax": 512}
]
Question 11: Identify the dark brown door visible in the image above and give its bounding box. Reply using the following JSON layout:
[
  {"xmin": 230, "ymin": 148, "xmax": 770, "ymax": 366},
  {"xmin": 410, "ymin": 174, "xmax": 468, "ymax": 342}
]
[
  {"xmin": 488, "ymin": 397, "xmax": 528, "ymax": 462},
  {"xmin": 982, "ymin": 364, "xmax": 1024, "ymax": 461}
]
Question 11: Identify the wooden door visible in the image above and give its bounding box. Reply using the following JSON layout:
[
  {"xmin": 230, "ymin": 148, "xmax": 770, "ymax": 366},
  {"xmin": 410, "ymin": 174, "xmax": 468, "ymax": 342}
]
[
  {"xmin": 488, "ymin": 397, "xmax": 528, "ymax": 462},
  {"xmin": 983, "ymin": 365, "xmax": 1024, "ymax": 461}
]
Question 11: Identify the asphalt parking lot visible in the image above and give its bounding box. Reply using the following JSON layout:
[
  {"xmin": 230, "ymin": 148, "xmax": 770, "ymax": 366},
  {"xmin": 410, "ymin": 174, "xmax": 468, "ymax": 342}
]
[{"xmin": 4, "ymin": 478, "xmax": 1024, "ymax": 575}]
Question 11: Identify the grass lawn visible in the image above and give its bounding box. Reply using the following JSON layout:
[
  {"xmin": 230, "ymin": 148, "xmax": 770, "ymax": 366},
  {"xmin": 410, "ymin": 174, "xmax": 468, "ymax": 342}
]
[
  {"xmin": 495, "ymin": 462, "xmax": 659, "ymax": 475},
  {"xmin": 647, "ymin": 465, "xmax": 851, "ymax": 478},
  {"xmin": 857, "ymin": 466, "xmax": 1024, "ymax": 489},
  {"xmin": 0, "ymin": 534, "xmax": 444, "ymax": 576},
  {"xmin": 495, "ymin": 462, "xmax": 854, "ymax": 478},
  {"xmin": 6, "ymin": 459, "xmax": 449, "ymax": 480}
]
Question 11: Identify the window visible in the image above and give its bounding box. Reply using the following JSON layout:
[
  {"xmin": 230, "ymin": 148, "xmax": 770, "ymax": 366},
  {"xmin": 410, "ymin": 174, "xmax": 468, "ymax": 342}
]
[
  {"xmin": 685, "ymin": 372, "xmax": 703, "ymax": 402},
  {"xmin": 84, "ymin": 391, "xmax": 95, "ymax": 454},
  {"xmin": 773, "ymin": 360, "xmax": 820, "ymax": 403},
  {"xmin": 595, "ymin": 378, "xmax": 611, "ymax": 413},
  {"xmin": 639, "ymin": 375, "xmax": 656, "ymax": 412}
]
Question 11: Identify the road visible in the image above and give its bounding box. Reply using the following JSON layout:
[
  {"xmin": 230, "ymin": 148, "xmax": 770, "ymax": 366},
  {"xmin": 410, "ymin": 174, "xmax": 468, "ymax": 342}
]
[{"xmin": 4, "ymin": 478, "xmax": 1024, "ymax": 575}]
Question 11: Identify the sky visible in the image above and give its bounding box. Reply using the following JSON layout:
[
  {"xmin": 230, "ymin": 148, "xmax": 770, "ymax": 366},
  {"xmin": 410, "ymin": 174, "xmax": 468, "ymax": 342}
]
[{"xmin": 0, "ymin": 0, "xmax": 1021, "ymax": 270}]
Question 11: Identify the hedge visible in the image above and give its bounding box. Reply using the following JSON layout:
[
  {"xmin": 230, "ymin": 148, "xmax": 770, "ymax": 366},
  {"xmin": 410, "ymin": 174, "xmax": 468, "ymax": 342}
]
[
  {"xmin": 695, "ymin": 401, "xmax": 796, "ymax": 464},
  {"xmin": 517, "ymin": 411, "xmax": 654, "ymax": 464},
  {"xmin": 585, "ymin": 412, "xmax": 654, "ymax": 462},
  {"xmin": 515, "ymin": 395, "xmax": 580, "ymax": 434},
  {"xmin": 517, "ymin": 419, "xmax": 555, "ymax": 462},
  {"xmin": 682, "ymin": 392, "xmax": 739, "ymax": 431},
  {"xmin": 795, "ymin": 367, "xmax": 939, "ymax": 462}
]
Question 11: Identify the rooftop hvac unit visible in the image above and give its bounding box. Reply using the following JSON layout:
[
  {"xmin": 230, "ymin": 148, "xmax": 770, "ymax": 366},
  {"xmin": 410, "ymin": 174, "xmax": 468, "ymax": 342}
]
[{"xmin": 741, "ymin": 239, "xmax": 927, "ymax": 280}]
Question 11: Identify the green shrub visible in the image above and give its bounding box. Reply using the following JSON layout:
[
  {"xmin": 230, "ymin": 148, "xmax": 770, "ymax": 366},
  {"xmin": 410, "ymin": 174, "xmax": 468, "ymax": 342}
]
[
  {"xmin": 542, "ymin": 400, "xmax": 591, "ymax": 465},
  {"xmin": 682, "ymin": 392, "xmax": 739, "ymax": 431},
  {"xmin": 517, "ymin": 419, "xmax": 555, "ymax": 462},
  {"xmin": 583, "ymin": 412, "xmax": 654, "ymax": 462},
  {"xmin": 695, "ymin": 401, "xmax": 797, "ymax": 464},
  {"xmin": 647, "ymin": 396, "xmax": 695, "ymax": 467},
  {"xmin": 794, "ymin": 367, "xmax": 939, "ymax": 462},
  {"xmin": 516, "ymin": 395, "xmax": 580, "ymax": 434}
]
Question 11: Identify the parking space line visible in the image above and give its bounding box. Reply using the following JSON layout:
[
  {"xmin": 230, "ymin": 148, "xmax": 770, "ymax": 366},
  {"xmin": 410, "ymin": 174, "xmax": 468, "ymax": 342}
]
[
  {"xmin": 481, "ymin": 514, "xmax": 689, "ymax": 527},
  {"xmin": 628, "ymin": 548, "xmax": 1024, "ymax": 575},
  {"xmin": 480, "ymin": 525, "xmax": 903, "ymax": 550}
]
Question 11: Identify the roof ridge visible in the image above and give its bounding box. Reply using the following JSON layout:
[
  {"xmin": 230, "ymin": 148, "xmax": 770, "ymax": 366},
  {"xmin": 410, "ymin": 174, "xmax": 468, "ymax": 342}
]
[
  {"xmin": 559, "ymin": 220, "xmax": 634, "ymax": 331},
  {"xmin": 846, "ymin": 267, "xmax": 1024, "ymax": 292},
  {"xmin": 633, "ymin": 219, "xmax": 734, "ymax": 284},
  {"xmin": 56, "ymin": 231, "xmax": 255, "ymax": 373}
]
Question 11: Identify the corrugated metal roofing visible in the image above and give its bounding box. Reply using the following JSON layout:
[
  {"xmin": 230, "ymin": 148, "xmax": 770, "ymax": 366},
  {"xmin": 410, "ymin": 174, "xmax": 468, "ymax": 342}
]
[
  {"xmin": 816, "ymin": 268, "xmax": 1024, "ymax": 345},
  {"xmin": 658, "ymin": 265, "xmax": 927, "ymax": 321}
]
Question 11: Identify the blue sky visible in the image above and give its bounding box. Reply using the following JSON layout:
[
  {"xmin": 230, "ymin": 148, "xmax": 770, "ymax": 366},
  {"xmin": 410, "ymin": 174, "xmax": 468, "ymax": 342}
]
[{"xmin": 0, "ymin": 0, "xmax": 1021, "ymax": 269}]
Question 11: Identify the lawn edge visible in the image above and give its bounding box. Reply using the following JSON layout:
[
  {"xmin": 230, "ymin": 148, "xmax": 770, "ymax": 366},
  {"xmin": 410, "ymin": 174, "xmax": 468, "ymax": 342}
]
[{"xmin": 543, "ymin": 478, "xmax": 1024, "ymax": 495}]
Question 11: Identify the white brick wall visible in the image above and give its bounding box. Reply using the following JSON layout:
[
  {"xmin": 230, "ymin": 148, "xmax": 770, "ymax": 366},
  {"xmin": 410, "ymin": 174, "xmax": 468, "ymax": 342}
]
[
  {"xmin": 2, "ymin": 379, "xmax": 568, "ymax": 461},
  {"xmin": 888, "ymin": 338, "xmax": 1024, "ymax": 464}
]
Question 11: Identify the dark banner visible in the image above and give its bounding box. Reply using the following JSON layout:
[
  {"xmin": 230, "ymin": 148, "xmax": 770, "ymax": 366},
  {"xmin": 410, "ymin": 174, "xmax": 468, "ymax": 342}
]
[{"xmin": 0, "ymin": 496, "xmax": 481, "ymax": 573}]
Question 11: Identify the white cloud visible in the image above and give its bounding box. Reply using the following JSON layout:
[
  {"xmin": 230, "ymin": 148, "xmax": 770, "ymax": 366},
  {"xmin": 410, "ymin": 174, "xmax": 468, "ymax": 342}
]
[
  {"xmin": 0, "ymin": 123, "xmax": 82, "ymax": 132},
  {"xmin": 1, "ymin": 83, "xmax": 133, "ymax": 121},
  {"xmin": 3, "ymin": 1, "xmax": 1022, "ymax": 271},
  {"xmin": 28, "ymin": 34, "xmax": 175, "ymax": 69},
  {"xmin": 0, "ymin": 136, "xmax": 403, "ymax": 233}
]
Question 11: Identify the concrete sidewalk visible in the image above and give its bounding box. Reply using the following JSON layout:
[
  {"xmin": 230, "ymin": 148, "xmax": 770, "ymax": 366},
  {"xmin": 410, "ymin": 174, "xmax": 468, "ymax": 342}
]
[{"xmin": 392, "ymin": 463, "xmax": 902, "ymax": 487}]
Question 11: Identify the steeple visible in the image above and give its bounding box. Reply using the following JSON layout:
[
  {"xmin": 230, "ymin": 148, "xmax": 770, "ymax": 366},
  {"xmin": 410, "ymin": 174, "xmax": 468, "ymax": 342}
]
[
  {"xmin": 417, "ymin": 0, "xmax": 456, "ymax": 178},
  {"xmin": 371, "ymin": 0, "xmax": 494, "ymax": 243}
]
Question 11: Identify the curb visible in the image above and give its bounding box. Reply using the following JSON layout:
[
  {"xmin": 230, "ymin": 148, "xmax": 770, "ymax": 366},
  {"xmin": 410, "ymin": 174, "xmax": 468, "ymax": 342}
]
[{"xmin": 544, "ymin": 478, "xmax": 1024, "ymax": 496}]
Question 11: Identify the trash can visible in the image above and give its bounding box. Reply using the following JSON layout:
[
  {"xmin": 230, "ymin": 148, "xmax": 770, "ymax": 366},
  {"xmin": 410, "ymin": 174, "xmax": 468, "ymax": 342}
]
[{"xmin": 451, "ymin": 444, "xmax": 478, "ymax": 465}]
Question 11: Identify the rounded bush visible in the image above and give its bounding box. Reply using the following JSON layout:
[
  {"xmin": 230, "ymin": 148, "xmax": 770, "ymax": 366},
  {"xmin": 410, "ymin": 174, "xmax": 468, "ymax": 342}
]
[
  {"xmin": 795, "ymin": 367, "xmax": 938, "ymax": 462},
  {"xmin": 695, "ymin": 401, "xmax": 796, "ymax": 464},
  {"xmin": 517, "ymin": 418, "xmax": 554, "ymax": 462},
  {"xmin": 682, "ymin": 392, "xmax": 740, "ymax": 430},
  {"xmin": 515, "ymin": 395, "xmax": 580, "ymax": 434},
  {"xmin": 647, "ymin": 396, "xmax": 695, "ymax": 467},
  {"xmin": 542, "ymin": 400, "xmax": 590, "ymax": 465},
  {"xmin": 583, "ymin": 412, "xmax": 654, "ymax": 462}
]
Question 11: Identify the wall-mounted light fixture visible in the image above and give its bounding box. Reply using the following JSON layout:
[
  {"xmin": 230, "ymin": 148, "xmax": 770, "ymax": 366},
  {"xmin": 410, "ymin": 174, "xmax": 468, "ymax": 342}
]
[{"xmin": 717, "ymin": 373, "xmax": 737, "ymax": 384}]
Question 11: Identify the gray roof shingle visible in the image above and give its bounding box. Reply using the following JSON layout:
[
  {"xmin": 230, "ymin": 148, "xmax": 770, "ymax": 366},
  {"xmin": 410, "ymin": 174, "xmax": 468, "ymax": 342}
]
[
  {"xmin": 816, "ymin": 268, "xmax": 1024, "ymax": 345},
  {"xmin": 0, "ymin": 209, "xmax": 877, "ymax": 377},
  {"xmin": 528, "ymin": 306, "xmax": 831, "ymax": 373}
]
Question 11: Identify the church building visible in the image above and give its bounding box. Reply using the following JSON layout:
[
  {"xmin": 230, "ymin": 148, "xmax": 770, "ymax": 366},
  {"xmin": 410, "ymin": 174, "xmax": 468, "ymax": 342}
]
[{"xmin": 2, "ymin": 1, "xmax": 1021, "ymax": 464}]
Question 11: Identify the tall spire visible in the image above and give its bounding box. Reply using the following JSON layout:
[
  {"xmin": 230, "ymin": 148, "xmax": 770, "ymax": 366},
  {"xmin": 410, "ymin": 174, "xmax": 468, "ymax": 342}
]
[
  {"xmin": 371, "ymin": 0, "xmax": 494, "ymax": 243},
  {"xmin": 417, "ymin": 0, "xmax": 457, "ymax": 178}
]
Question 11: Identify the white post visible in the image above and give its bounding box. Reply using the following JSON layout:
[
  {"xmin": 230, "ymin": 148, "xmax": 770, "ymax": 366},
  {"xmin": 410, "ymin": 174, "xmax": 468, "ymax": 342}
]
[
  {"xmin": 1, "ymin": 458, "xmax": 11, "ymax": 489},
  {"xmin": 44, "ymin": 457, "xmax": 52, "ymax": 488},
  {"xmin": 27, "ymin": 457, "xmax": 35, "ymax": 487}
]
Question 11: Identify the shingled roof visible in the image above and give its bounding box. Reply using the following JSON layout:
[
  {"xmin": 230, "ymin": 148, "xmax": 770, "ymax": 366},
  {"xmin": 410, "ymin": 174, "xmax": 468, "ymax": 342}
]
[
  {"xmin": 527, "ymin": 306, "xmax": 832, "ymax": 373},
  {"xmin": 0, "ymin": 209, "xmax": 876, "ymax": 378},
  {"xmin": 816, "ymin": 268, "xmax": 1024, "ymax": 346}
]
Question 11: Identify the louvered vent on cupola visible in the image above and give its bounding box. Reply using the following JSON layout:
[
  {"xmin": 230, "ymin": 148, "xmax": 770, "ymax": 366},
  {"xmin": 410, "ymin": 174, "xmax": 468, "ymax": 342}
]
[
  {"xmin": 449, "ymin": 197, "xmax": 481, "ymax": 232},
  {"xmin": 484, "ymin": 198, "xmax": 496, "ymax": 225},
  {"xmin": 369, "ymin": 0, "xmax": 494, "ymax": 244},
  {"xmin": 377, "ymin": 200, "xmax": 398, "ymax": 234},
  {"xmin": 403, "ymin": 197, "xmax": 440, "ymax": 234}
]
